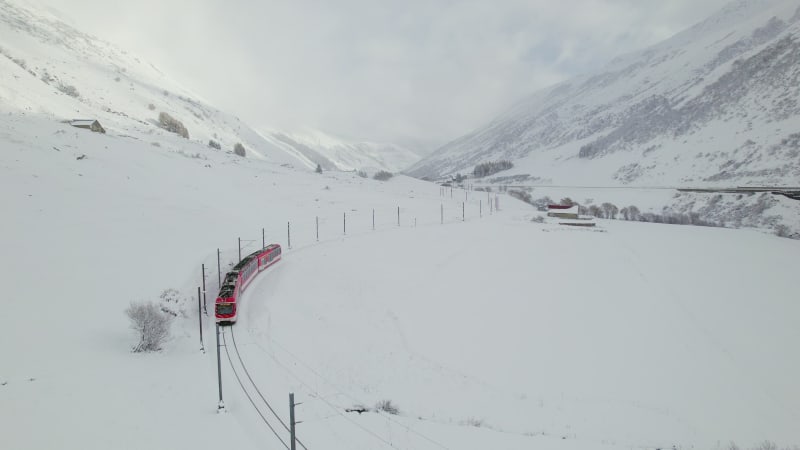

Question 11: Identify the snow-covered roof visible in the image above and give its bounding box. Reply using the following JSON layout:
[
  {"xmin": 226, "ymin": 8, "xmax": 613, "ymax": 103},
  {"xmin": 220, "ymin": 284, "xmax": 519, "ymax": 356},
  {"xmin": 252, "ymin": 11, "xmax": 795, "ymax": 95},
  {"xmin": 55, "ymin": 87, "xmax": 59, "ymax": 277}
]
[
  {"xmin": 69, "ymin": 119, "xmax": 98, "ymax": 126},
  {"xmin": 547, "ymin": 205, "xmax": 578, "ymax": 215}
]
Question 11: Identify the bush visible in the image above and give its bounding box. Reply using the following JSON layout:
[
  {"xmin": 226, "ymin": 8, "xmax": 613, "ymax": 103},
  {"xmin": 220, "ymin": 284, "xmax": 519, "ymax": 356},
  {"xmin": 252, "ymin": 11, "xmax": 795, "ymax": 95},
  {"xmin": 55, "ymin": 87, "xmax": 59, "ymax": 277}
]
[
  {"xmin": 125, "ymin": 301, "xmax": 172, "ymax": 352},
  {"xmin": 774, "ymin": 224, "xmax": 790, "ymax": 238},
  {"xmin": 530, "ymin": 216, "xmax": 545, "ymax": 223},
  {"xmin": 208, "ymin": 139, "xmax": 221, "ymax": 150},
  {"xmin": 233, "ymin": 142, "xmax": 246, "ymax": 157},
  {"xmin": 375, "ymin": 399, "xmax": 399, "ymax": 415},
  {"xmin": 148, "ymin": 103, "xmax": 156, "ymax": 111},
  {"xmin": 473, "ymin": 160, "xmax": 513, "ymax": 178},
  {"xmin": 158, "ymin": 112, "xmax": 189, "ymax": 139},
  {"xmin": 373, "ymin": 170, "xmax": 393, "ymax": 181},
  {"xmin": 357, "ymin": 170, "xmax": 368, "ymax": 178},
  {"xmin": 508, "ymin": 189, "xmax": 532, "ymax": 204},
  {"xmin": 57, "ymin": 83, "xmax": 79, "ymax": 98},
  {"xmin": 315, "ymin": 163, "xmax": 323, "ymax": 174}
]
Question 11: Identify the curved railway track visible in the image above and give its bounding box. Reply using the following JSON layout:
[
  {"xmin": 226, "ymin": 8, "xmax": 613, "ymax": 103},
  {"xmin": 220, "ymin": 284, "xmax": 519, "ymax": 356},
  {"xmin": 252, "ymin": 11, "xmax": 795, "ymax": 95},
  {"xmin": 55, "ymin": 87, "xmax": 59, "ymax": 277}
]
[{"xmin": 222, "ymin": 326, "xmax": 309, "ymax": 450}]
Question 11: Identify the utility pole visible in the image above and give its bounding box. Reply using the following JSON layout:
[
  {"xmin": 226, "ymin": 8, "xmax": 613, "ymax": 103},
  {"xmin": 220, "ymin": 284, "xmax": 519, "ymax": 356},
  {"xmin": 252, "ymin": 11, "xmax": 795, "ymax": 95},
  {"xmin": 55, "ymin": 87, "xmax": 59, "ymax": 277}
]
[
  {"xmin": 397, "ymin": 206, "xmax": 400, "ymax": 226},
  {"xmin": 216, "ymin": 324, "xmax": 225, "ymax": 413},
  {"xmin": 441, "ymin": 204, "xmax": 443, "ymax": 224},
  {"xmin": 289, "ymin": 393, "xmax": 297, "ymax": 450},
  {"xmin": 201, "ymin": 264, "xmax": 207, "ymax": 315},
  {"xmin": 316, "ymin": 216, "xmax": 319, "ymax": 241},
  {"xmin": 372, "ymin": 209, "xmax": 375, "ymax": 230},
  {"xmin": 262, "ymin": 228, "xmax": 265, "ymax": 250},
  {"xmin": 198, "ymin": 286, "xmax": 204, "ymax": 353},
  {"xmin": 480, "ymin": 200, "xmax": 482, "ymax": 218},
  {"xmin": 238, "ymin": 237, "xmax": 241, "ymax": 262},
  {"xmin": 462, "ymin": 202, "xmax": 465, "ymax": 221},
  {"xmin": 287, "ymin": 221, "xmax": 292, "ymax": 249},
  {"xmin": 217, "ymin": 248, "xmax": 221, "ymax": 287},
  {"xmin": 343, "ymin": 212, "xmax": 346, "ymax": 235}
]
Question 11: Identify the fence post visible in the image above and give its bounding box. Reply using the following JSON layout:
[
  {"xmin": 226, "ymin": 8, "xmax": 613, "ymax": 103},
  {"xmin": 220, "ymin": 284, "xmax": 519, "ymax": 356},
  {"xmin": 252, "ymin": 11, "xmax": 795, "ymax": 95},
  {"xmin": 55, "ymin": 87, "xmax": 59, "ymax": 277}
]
[
  {"xmin": 372, "ymin": 209, "xmax": 375, "ymax": 230},
  {"xmin": 343, "ymin": 212, "xmax": 346, "ymax": 236},
  {"xmin": 197, "ymin": 286, "xmax": 204, "ymax": 353},
  {"xmin": 462, "ymin": 202, "xmax": 465, "ymax": 221},
  {"xmin": 480, "ymin": 200, "xmax": 482, "ymax": 218},
  {"xmin": 288, "ymin": 221, "xmax": 291, "ymax": 249},
  {"xmin": 316, "ymin": 216, "xmax": 319, "ymax": 241},
  {"xmin": 397, "ymin": 206, "xmax": 400, "ymax": 226},
  {"xmin": 441, "ymin": 204, "xmax": 443, "ymax": 224},
  {"xmin": 202, "ymin": 264, "xmax": 207, "ymax": 315}
]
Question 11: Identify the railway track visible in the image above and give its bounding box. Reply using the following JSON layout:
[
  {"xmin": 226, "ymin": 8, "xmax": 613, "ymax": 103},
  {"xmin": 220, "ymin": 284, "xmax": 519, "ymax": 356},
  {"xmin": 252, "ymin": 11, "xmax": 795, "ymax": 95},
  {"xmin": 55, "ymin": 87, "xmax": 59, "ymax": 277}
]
[{"xmin": 222, "ymin": 326, "xmax": 309, "ymax": 450}]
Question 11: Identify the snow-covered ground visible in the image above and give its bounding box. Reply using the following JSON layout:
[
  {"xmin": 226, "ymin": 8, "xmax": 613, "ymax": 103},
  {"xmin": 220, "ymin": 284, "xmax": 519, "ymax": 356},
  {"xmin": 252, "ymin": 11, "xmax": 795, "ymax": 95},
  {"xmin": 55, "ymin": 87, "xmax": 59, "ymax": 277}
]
[{"xmin": 2, "ymin": 110, "xmax": 799, "ymax": 450}]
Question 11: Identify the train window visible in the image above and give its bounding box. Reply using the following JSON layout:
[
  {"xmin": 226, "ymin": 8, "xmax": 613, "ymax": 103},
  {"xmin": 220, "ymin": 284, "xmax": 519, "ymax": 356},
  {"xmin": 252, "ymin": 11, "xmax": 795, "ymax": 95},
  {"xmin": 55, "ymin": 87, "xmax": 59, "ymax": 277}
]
[{"xmin": 216, "ymin": 303, "xmax": 234, "ymax": 315}]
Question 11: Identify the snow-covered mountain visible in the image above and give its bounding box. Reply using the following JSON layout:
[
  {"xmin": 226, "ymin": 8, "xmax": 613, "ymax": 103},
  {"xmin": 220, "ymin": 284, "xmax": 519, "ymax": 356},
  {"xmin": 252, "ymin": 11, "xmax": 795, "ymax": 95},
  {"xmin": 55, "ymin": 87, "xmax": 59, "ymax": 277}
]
[
  {"xmin": 259, "ymin": 128, "xmax": 422, "ymax": 173},
  {"xmin": 0, "ymin": 0, "xmax": 417, "ymax": 173},
  {"xmin": 407, "ymin": 0, "xmax": 800, "ymax": 187}
]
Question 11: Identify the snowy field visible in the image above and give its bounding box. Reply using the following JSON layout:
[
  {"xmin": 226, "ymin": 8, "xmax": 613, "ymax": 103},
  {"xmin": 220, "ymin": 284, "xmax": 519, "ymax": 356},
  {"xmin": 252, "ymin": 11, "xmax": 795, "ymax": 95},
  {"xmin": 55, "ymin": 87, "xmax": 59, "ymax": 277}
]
[{"xmin": 2, "ymin": 112, "xmax": 799, "ymax": 450}]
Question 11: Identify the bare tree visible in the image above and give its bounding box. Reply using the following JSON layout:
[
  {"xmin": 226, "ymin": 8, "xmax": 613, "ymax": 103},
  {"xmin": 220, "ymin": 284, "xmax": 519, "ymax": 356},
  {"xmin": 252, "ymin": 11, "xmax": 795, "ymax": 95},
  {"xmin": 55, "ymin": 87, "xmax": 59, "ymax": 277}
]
[
  {"xmin": 125, "ymin": 301, "xmax": 172, "ymax": 352},
  {"xmin": 627, "ymin": 205, "xmax": 641, "ymax": 221},
  {"xmin": 601, "ymin": 202, "xmax": 618, "ymax": 219},
  {"xmin": 588, "ymin": 205, "xmax": 603, "ymax": 218},
  {"xmin": 620, "ymin": 207, "xmax": 630, "ymax": 220}
]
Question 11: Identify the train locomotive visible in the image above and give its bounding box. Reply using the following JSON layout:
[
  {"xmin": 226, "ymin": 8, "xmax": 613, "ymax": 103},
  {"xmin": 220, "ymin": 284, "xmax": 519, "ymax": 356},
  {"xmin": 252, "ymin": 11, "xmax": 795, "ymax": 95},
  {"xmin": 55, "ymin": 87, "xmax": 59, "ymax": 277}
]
[{"xmin": 215, "ymin": 244, "xmax": 282, "ymax": 324}]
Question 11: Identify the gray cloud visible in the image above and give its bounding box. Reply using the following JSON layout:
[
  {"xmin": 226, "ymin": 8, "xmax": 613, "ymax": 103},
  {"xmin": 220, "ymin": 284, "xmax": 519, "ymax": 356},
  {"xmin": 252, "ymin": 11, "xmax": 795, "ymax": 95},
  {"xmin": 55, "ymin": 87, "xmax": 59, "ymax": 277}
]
[{"xmin": 38, "ymin": 0, "xmax": 731, "ymax": 148}]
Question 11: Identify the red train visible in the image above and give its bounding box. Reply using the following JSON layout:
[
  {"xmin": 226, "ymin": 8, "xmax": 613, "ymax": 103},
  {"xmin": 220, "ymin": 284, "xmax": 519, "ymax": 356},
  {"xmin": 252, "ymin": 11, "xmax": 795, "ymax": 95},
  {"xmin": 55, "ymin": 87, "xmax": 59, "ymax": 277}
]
[{"xmin": 215, "ymin": 244, "xmax": 282, "ymax": 324}]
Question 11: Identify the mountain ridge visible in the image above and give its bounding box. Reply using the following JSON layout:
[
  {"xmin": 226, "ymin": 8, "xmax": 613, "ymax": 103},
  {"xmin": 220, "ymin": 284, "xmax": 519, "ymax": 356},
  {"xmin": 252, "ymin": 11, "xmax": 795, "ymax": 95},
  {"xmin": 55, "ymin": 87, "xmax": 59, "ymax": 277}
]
[{"xmin": 406, "ymin": 0, "xmax": 800, "ymax": 187}]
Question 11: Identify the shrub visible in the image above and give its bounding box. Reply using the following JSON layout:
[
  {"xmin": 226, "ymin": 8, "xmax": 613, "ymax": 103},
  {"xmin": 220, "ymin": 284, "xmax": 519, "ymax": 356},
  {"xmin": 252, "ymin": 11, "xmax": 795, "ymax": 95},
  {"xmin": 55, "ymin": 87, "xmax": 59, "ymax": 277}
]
[
  {"xmin": 148, "ymin": 103, "xmax": 156, "ymax": 111},
  {"xmin": 375, "ymin": 399, "xmax": 399, "ymax": 415},
  {"xmin": 373, "ymin": 170, "xmax": 393, "ymax": 181},
  {"xmin": 357, "ymin": 170, "xmax": 368, "ymax": 178},
  {"xmin": 775, "ymin": 224, "xmax": 790, "ymax": 238},
  {"xmin": 125, "ymin": 301, "xmax": 172, "ymax": 352},
  {"xmin": 508, "ymin": 189, "xmax": 532, "ymax": 204},
  {"xmin": 473, "ymin": 160, "xmax": 513, "ymax": 178},
  {"xmin": 158, "ymin": 112, "xmax": 189, "ymax": 139},
  {"xmin": 208, "ymin": 139, "xmax": 221, "ymax": 150},
  {"xmin": 560, "ymin": 197, "xmax": 577, "ymax": 206},
  {"xmin": 315, "ymin": 163, "xmax": 323, "ymax": 174},
  {"xmin": 57, "ymin": 83, "xmax": 79, "ymax": 98},
  {"xmin": 530, "ymin": 216, "xmax": 545, "ymax": 223},
  {"xmin": 233, "ymin": 142, "xmax": 246, "ymax": 157},
  {"xmin": 461, "ymin": 417, "xmax": 485, "ymax": 427}
]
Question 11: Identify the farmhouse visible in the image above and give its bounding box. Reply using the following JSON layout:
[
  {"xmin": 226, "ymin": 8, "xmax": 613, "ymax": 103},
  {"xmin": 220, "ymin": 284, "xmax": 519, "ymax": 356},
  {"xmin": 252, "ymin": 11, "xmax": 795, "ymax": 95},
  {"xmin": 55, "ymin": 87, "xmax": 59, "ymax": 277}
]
[{"xmin": 69, "ymin": 119, "xmax": 105, "ymax": 134}]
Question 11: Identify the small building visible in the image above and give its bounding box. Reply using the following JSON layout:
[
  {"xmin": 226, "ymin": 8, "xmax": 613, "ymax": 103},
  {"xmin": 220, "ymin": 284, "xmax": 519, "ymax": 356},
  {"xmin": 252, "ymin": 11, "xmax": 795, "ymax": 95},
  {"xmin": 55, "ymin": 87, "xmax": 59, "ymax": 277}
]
[
  {"xmin": 69, "ymin": 119, "xmax": 105, "ymax": 134},
  {"xmin": 546, "ymin": 204, "xmax": 596, "ymax": 227},
  {"xmin": 547, "ymin": 205, "xmax": 579, "ymax": 220}
]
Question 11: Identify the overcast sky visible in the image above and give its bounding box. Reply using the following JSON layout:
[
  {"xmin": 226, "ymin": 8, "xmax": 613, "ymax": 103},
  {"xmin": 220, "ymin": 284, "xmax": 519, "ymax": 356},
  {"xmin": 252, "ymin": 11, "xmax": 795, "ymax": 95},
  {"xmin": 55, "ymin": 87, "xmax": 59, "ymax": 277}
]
[{"xmin": 40, "ymin": 0, "xmax": 730, "ymax": 149}]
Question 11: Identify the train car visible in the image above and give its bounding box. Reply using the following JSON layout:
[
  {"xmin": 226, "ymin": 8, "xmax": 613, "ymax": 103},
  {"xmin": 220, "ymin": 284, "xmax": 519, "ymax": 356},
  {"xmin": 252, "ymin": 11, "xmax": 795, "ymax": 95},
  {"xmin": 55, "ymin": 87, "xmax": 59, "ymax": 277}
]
[{"xmin": 215, "ymin": 244, "xmax": 282, "ymax": 324}]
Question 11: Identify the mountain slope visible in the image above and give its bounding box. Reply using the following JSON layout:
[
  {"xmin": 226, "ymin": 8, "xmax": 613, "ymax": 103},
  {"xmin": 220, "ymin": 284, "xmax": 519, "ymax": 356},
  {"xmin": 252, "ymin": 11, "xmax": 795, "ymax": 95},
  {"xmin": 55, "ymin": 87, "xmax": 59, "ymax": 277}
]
[
  {"xmin": 0, "ymin": 0, "xmax": 419, "ymax": 172},
  {"xmin": 260, "ymin": 128, "xmax": 422, "ymax": 173},
  {"xmin": 407, "ymin": 0, "xmax": 800, "ymax": 187}
]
